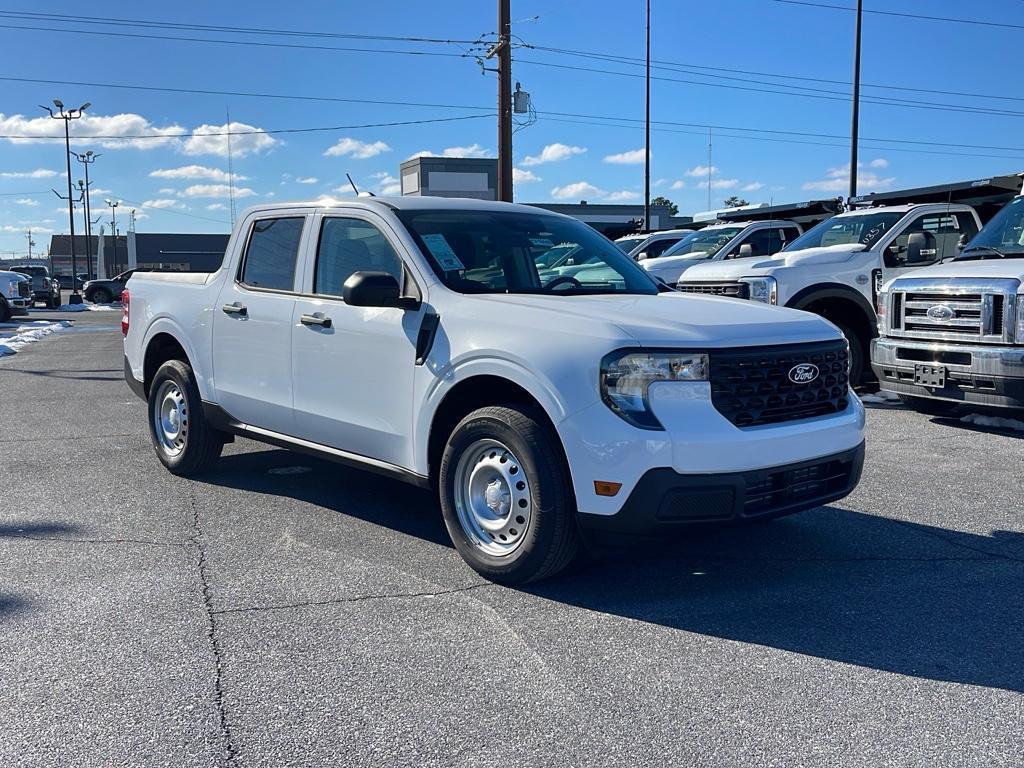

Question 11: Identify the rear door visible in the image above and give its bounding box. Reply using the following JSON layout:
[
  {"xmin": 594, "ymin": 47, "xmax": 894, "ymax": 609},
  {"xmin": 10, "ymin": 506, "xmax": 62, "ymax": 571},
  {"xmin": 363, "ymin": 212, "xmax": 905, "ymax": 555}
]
[
  {"xmin": 212, "ymin": 212, "xmax": 310, "ymax": 435},
  {"xmin": 290, "ymin": 210, "xmax": 424, "ymax": 469}
]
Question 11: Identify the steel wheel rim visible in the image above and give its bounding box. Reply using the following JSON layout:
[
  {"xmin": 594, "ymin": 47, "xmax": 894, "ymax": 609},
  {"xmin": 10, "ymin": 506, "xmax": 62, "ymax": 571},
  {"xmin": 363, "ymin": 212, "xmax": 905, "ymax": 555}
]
[
  {"xmin": 452, "ymin": 438, "xmax": 533, "ymax": 557},
  {"xmin": 153, "ymin": 380, "xmax": 188, "ymax": 457}
]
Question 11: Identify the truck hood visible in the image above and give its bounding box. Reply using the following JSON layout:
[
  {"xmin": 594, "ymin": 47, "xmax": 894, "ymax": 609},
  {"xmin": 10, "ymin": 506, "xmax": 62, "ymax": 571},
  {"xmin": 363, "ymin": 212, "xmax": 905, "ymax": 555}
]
[
  {"xmin": 640, "ymin": 252, "xmax": 711, "ymax": 272},
  {"xmin": 883, "ymin": 258, "xmax": 1024, "ymax": 288},
  {"xmin": 479, "ymin": 292, "xmax": 841, "ymax": 348},
  {"xmin": 679, "ymin": 244, "xmax": 865, "ymax": 281}
]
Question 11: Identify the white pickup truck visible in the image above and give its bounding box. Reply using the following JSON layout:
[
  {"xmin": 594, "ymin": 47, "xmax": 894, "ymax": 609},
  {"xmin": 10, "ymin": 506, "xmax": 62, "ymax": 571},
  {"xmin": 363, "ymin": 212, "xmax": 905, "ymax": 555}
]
[
  {"xmin": 123, "ymin": 197, "xmax": 865, "ymax": 583},
  {"xmin": 677, "ymin": 203, "xmax": 984, "ymax": 383},
  {"xmin": 0, "ymin": 270, "xmax": 33, "ymax": 322},
  {"xmin": 873, "ymin": 194, "xmax": 1024, "ymax": 415}
]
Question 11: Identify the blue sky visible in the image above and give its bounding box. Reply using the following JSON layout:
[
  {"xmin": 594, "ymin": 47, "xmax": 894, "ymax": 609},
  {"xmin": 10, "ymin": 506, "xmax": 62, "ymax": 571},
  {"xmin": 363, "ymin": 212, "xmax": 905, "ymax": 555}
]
[{"xmin": 1, "ymin": 0, "xmax": 1023, "ymax": 254}]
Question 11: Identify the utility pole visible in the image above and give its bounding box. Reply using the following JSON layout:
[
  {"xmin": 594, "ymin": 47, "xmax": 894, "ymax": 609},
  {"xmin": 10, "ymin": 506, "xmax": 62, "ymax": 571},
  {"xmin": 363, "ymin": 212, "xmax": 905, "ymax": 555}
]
[
  {"xmin": 849, "ymin": 0, "xmax": 863, "ymax": 199},
  {"xmin": 707, "ymin": 128, "xmax": 713, "ymax": 210},
  {"xmin": 77, "ymin": 180, "xmax": 92, "ymax": 278},
  {"xmin": 73, "ymin": 150, "xmax": 100, "ymax": 280},
  {"xmin": 644, "ymin": 0, "xmax": 651, "ymax": 231},
  {"xmin": 496, "ymin": 0, "xmax": 513, "ymax": 202},
  {"xmin": 41, "ymin": 99, "xmax": 90, "ymax": 303},
  {"xmin": 26, "ymin": 229, "xmax": 34, "ymax": 261},
  {"xmin": 105, "ymin": 199, "xmax": 120, "ymax": 274}
]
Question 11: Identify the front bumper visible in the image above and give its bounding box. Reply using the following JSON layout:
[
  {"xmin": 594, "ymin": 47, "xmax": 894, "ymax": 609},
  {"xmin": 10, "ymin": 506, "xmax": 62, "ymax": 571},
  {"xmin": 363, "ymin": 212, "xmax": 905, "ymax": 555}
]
[
  {"xmin": 872, "ymin": 337, "xmax": 1024, "ymax": 410},
  {"xmin": 577, "ymin": 443, "xmax": 865, "ymax": 541},
  {"xmin": 7, "ymin": 297, "xmax": 31, "ymax": 315}
]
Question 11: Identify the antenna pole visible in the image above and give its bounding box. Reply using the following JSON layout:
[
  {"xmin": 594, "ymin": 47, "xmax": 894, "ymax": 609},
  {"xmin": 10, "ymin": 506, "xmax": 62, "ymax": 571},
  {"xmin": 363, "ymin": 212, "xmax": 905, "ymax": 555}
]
[
  {"xmin": 226, "ymin": 107, "xmax": 237, "ymax": 225},
  {"xmin": 707, "ymin": 128, "xmax": 713, "ymax": 210}
]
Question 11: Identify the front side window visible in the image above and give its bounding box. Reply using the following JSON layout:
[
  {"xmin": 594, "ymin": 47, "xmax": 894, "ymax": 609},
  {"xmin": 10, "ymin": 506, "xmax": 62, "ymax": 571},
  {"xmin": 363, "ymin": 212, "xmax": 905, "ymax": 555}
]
[
  {"xmin": 238, "ymin": 217, "xmax": 304, "ymax": 291},
  {"xmin": 314, "ymin": 217, "xmax": 402, "ymax": 297},
  {"xmin": 886, "ymin": 214, "xmax": 968, "ymax": 266},
  {"xmin": 396, "ymin": 209, "xmax": 658, "ymax": 295},
  {"xmin": 786, "ymin": 212, "xmax": 903, "ymax": 252},
  {"xmin": 661, "ymin": 227, "xmax": 745, "ymax": 260},
  {"xmin": 727, "ymin": 228, "xmax": 771, "ymax": 259},
  {"xmin": 643, "ymin": 238, "xmax": 681, "ymax": 259}
]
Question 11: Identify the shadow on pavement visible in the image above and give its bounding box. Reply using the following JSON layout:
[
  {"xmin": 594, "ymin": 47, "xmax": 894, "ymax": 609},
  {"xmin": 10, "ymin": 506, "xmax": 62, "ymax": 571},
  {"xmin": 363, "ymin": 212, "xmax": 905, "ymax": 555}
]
[
  {"xmin": 194, "ymin": 447, "xmax": 1024, "ymax": 693},
  {"xmin": 0, "ymin": 522, "xmax": 81, "ymax": 538},
  {"xmin": 4, "ymin": 368, "xmax": 122, "ymax": 382},
  {"xmin": 0, "ymin": 593, "xmax": 31, "ymax": 620}
]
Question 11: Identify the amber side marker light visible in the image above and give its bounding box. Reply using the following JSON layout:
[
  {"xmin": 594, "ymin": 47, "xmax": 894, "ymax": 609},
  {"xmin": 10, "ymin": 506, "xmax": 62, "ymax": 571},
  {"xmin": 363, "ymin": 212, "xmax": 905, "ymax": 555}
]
[{"xmin": 594, "ymin": 481, "xmax": 623, "ymax": 497}]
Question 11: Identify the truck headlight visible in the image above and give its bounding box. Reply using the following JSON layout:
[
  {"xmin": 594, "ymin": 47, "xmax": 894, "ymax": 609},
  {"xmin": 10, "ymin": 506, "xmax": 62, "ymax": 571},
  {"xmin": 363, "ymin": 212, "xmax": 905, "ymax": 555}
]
[
  {"xmin": 876, "ymin": 290, "xmax": 888, "ymax": 334},
  {"xmin": 1016, "ymin": 295, "xmax": 1024, "ymax": 342},
  {"xmin": 739, "ymin": 276, "xmax": 777, "ymax": 304},
  {"xmin": 600, "ymin": 350, "xmax": 709, "ymax": 430}
]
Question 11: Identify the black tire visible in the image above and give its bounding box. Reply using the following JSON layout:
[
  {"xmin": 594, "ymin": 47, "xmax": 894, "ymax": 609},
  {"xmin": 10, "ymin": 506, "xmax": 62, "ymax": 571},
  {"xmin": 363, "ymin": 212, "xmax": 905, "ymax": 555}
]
[
  {"xmin": 91, "ymin": 288, "xmax": 112, "ymax": 305},
  {"xmin": 439, "ymin": 404, "xmax": 579, "ymax": 584},
  {"xmin": 49, "ymin": 293, "xmax": 61, "ymax": 309},
  {"xmin": 897, "ymin": 394, "xmax": 960, "ymax": 417},
  {"xmin": 830, "ymin": 319, "xmax": 865, "ymax": 386},
  {"xmin": 0, "ymin": 298, "xmax": 10, "ymax": 323},
  {"xmin": 148, "ymin": 359, "xmax": 225, "ymax": 476}
]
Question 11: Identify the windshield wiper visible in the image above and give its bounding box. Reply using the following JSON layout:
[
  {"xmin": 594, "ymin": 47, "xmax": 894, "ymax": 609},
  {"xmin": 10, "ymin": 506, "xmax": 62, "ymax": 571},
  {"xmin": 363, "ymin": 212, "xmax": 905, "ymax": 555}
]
[{"xmin": 958, "ymin": 245, "xmax": 1008, "ymax": 260}]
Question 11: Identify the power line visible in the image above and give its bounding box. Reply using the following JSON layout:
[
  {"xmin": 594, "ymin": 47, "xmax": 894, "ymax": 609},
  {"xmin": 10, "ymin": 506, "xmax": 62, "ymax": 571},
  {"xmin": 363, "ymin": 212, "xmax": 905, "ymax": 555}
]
[
  {"xmin": 113, "ymin": 197, "xmax": 231, "ymax": 226},
  {"xmin": 0, "ymin": 113, "xmax": 491, "ymax": 140},
  {"xmin": 771, "ymin": 0, "xmax": 1024, "ymax": 31}
]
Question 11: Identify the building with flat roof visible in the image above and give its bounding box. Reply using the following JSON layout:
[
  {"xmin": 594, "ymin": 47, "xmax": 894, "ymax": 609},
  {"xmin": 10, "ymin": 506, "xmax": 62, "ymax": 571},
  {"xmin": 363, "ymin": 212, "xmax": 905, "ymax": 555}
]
[{"xmin": 46, "ymin": 232, "xmax": 230, "ymax": 277}]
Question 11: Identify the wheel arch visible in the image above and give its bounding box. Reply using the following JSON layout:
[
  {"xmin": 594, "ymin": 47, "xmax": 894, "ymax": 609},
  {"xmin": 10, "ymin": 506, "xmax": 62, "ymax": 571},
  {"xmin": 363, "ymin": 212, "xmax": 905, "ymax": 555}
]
[
  {"xmin": 786, "ymin": 283, "xmax": 877, "ymax": 348},
  {"xmin": 141, "ymin": 319, "xmax": 208, "ymax": 399}
]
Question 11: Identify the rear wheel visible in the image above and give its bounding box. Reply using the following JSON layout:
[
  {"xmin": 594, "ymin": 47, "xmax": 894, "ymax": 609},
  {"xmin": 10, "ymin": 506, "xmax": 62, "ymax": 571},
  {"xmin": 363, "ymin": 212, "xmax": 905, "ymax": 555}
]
[
  {"xmin": 439, "ymin": 404, "xmax": 579, "ymax": 584},
  {"xmin": 49, "ymin": 293, "xmax": 61, "ymax": 309},
  {"xmin": 897, "ymin": 394, "xmax": 960, "ymax": 417},
  {"xmin": 148, "ymin": 360, "xmax": 225, "ymax": 475},
  {"xmin": 0, "ymin": 299, "xmax": 10, "ymax": 323},
  {"xmin": 91, "ymin": 288, "xmax": 112, "ymax": 305}
]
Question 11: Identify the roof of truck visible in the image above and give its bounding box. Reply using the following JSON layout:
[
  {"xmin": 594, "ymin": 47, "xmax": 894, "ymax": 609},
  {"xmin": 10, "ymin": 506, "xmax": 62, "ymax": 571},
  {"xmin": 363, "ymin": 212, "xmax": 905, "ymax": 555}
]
[{"xmin": 240, "ymin": 196, "xmax": 562, "ymax": 217}]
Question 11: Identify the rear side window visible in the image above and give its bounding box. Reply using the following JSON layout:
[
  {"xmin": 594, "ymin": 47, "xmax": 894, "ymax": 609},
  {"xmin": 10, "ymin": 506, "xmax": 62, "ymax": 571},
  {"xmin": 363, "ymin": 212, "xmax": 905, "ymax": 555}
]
[{"xmin": 239, "ymin": 217, "xmax": 304, "ymax": 291}]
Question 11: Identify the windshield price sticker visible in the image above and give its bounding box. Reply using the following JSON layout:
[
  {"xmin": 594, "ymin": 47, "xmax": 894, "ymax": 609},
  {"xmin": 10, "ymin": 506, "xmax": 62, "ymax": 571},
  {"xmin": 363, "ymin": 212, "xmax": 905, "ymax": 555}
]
[{"xmin": 421, "ymin": 233, "xmax": 465, "ymax": 272}]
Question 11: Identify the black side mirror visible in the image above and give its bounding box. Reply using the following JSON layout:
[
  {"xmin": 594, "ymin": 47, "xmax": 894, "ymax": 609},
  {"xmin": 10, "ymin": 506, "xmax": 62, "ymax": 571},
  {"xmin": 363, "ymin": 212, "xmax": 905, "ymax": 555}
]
[
  {"xmin": 904, "ymin": 232, "xmax": 936, "ymax": 264},
  {"xmin": 343, "ymin": 271, "xmax": 419, "ymax": 310},
  {"xmin": 738, "ymin": 243, "xmax": 755, "ymax": 259}
]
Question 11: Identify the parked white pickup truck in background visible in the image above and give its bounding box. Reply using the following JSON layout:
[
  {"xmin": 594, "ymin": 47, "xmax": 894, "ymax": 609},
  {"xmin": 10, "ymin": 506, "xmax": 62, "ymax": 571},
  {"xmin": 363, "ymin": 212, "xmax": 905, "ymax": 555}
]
[
  {"xmin": 123, "ymin": 197, "xmax": 865, "ymax": 583},
  {"xmin": 615, "ymin": 229, "xmax": 695, "ymax": 261},
  {"xmin": 0, "ymin": 270, "xmax": 32, "ymax": 322},
  {"xmin": 676, "ymin": 176, "xmax": 1021, "ymax": 384},
  {"xmin": 873, "ymin": 193, "xmax": 1024, "ymax": 415}
]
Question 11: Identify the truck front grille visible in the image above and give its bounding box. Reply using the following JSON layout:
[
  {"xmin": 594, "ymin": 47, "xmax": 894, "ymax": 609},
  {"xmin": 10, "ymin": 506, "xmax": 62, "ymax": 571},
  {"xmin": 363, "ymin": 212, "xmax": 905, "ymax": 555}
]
[
  {"xmin": 887, "ymin": 278, "xmax": 1019, "ymax": 345},
  {"xmin": 676, "ymin": 281, "xmax": 749, "ymax": 298},
  {"xmin": 709, "ymin": 340, "xmax": 849, "ymax": 428}
]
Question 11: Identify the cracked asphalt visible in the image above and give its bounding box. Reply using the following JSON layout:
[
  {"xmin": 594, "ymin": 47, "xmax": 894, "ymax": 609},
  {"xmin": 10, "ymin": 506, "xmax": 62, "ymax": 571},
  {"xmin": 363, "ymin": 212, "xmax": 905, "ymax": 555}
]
[{"xmin": 1, "ymin": 310, "xmax": 1022, "ymax": 767}]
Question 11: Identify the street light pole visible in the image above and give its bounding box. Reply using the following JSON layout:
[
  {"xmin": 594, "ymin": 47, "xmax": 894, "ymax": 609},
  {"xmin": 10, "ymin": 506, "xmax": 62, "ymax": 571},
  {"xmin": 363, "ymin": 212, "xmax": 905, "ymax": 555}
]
[
  {"xmin": 73, "ymin": 150, "xmax": 100, "ymax": 281},
  {"xmin": 105, "ymin": 199, "xmax": 120, "ymax": 274},
  {"xmin": 41, "ymin": 100, "xmax": 89, "ymax": 302},
  {"xmin": 849, "ymin": 0, "xmax": 863, "ymax": 200}
]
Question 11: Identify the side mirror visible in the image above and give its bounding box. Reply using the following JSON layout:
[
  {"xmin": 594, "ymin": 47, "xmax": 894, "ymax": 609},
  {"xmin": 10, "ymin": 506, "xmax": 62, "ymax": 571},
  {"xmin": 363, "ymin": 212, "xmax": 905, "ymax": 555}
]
[
  {"xmin": 904, "ymin": 232, "xmax": 936, "ymax": 264},
  {"xmin": 957, "ymin": 233, "xmax": 969, "ymax": 251},
  {"xmin": 635, "ymin": 251, "xmax": 648, "ymax": 261},
  {"xmin": 343, "ymin": 271, "xmax": 418, "ymax": 309},
  {"xmin": 738, "ymin": 243, "xmax": 755, "ymax": 259}
]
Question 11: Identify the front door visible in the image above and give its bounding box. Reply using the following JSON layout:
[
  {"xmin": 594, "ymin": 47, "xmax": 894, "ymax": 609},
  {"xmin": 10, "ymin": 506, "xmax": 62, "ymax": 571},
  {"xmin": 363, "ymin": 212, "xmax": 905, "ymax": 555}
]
[
  {"xmin": 291, "ymin": 212, "xmax": 423, "ymax": 469},
  {"xmin": 212, "ymin": 214, "xmax": 309, "ymax": 435}
]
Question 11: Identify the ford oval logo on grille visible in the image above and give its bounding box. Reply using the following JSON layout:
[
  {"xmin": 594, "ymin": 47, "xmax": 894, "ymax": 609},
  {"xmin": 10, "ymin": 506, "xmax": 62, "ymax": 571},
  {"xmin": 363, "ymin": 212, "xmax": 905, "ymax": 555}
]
[
  {"xmin": 927, "ymin": 304, "xmax": 955, "ymax": 321},
  {"xmin": 788, "ymin": 363, "xmax": 819, "ymax": 384}
]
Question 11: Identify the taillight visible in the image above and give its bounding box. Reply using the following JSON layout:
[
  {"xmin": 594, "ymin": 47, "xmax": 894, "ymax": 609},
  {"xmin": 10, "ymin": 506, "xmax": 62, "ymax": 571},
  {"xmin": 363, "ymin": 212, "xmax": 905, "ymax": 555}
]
[{"xmin": 121, "ymin": 289, "xmax": 130, "ymax": 337}]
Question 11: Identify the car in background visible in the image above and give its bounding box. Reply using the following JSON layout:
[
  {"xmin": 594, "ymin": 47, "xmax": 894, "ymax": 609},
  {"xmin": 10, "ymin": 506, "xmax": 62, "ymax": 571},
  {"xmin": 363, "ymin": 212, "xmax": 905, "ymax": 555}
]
[
  {"xmin": 84, "ymin": 270, "xmax": 138, "ymax": 304},
  {"xmin": 56, "ymin": 273, "xmax": 88, "ymax": 291},
  {"xmin": 0, "ymin": 270, "xmax": 32, "ymax": 322},
  {"xmin": 620, "ymin": 229, "xmax": 696, "ymax": 261},
  {"xmin": 9, "ymin": 264, "xmax": 61, "ymax": 308},
  {"xmin": 614, "ymin": 234, "xmax": 648, "ymax": 254}
]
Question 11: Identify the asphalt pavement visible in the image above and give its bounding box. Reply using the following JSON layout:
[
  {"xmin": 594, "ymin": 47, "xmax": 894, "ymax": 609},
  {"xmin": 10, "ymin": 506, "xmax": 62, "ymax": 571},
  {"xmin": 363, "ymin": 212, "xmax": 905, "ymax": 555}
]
[{"xmin": 1, "ymin": 310, "xmax": 1021, "ymax": 767}]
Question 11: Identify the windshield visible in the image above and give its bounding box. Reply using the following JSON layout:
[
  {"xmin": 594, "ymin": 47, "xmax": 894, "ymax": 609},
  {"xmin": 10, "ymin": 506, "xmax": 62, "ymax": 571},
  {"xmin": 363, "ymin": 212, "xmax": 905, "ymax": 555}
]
[
  {"xmin": 786, "ymin": 211, "xmax": 902, "ymax": 251},
  {"xmin": 615, "ymin": 236, "xmax": 646, "ymax": 253},
  {"xmin": 957, "ymin": 197, "xmax": 1024, "ymax": 260},
  {"xmin": 11, "ymin": 266, "xmax": 44, "ymax": 276},
  {"xmin": 661, "ymin": 227, "xmax": 744, "ymax": 260},
  {"xmin": 397, "ymin": 209, "xmax": 659, "ymax": 295}
]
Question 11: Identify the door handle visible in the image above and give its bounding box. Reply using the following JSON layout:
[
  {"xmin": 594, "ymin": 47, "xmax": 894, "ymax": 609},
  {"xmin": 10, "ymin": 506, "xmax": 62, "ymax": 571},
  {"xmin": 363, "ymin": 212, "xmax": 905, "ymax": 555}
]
[
  {"xmin": 222, "ymin": 302, "xmax": 247, "ymax": 316},
  {"xmin": 300, "ymin": 312, "xmax": 332, "ymax": 329}
]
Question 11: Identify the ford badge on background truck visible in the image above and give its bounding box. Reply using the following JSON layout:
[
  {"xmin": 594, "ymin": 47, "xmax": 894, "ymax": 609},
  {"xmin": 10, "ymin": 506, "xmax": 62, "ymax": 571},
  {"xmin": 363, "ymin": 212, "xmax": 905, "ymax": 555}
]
[
  {"xmin": 123, "ymin": 197, "xmax": 865, "ymax": 583},
  {"xmin": 873, "ymin": 193, "xmax": 1024, "ymax": 415}
]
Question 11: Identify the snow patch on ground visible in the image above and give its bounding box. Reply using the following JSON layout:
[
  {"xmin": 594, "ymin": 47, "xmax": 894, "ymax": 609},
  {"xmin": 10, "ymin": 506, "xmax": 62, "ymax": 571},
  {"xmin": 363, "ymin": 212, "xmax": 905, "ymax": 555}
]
[
  {"xmin": 859, "ymin": 390, "xmax": 902, "ymax": 405},
  {"xmin": 960, "ymin": 413, "xmax": 1024, "ymax": 432},
  {"xmin": 0, "ymin": 320, "xmax": 71, "ymax": 357},
  {"xmin": 58, "ymin": 302, "xmax": 121, "ymax": 312}
]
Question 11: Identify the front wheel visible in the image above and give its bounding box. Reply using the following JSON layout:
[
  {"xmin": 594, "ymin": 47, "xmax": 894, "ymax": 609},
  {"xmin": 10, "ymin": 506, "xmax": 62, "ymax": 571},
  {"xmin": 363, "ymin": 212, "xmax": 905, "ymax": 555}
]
[
  {"xmin": 148, "ymin": 360, "xmax": 225, "ymax": 476},
  {"xmin": 49, "ymin": 294, "xmax": 61, "ymax": 309},
  {"xmin": 439, "ymin": 404, "xmax": 579, "ymax": 584},
  {"xmin": 91, "ymin": 288, "xmax": 112, "ymax": 305},
  {"xmin": 897, "ymin": 394, "xmax": 960, "ymax": 417},
  {"xmin": 830, "ymin": 319, "xmax": 865, "ymax": 386}
]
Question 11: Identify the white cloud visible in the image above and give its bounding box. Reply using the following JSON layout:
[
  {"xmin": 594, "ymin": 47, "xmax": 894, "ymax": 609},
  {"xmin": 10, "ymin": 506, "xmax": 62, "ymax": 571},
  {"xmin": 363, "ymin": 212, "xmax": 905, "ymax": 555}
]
[
  {"xmin": 324, "ymin": 137, "xmax": 391, "ymax": 159},
  {"xmin": 158, "ymin": 187, "xmax": 176, "ymax": 195},
  {"xmin": 513, "ymin": 167, "xmax": 541, "ymax": 183},
  {"xmin": 405, "ymin": 150, "xmax": 434, "ymax": 160},
  {"xmin": 141, "ymin": 198, "xmax": 183, "ymax": 209},
  {"xmin": 670, "ymin": 180, "xmax": 686, "ymax": 190},
  {"xmin": 182, "ymin": 122, "xmax": 276, "ymax": 158},
  {"xmin": 150, "ymin": 165, "xmax": 246, "ymax": 182},
  {"xmin": 654, "ymin": 178, "xmax": 667, "ymax": 188},
  {"xmin": 295, "ymin": 176, "xmax": 318, "ymax": 184},
  {"xmin": 603, "ymin": 148, "xmax": 647, "ymax": 165},
  {"xmin": 685, "ymin": 165, "xmax": 718, "ymax": 177},
  {"xmin": 710, "ymin": 178, "xmax": 739, "ymax": 190},
  {"xmin": 869, "ymin": 158, "xmax": 889, "ymax": 168},
  {"xmin": 206, "ymin": 203, "xmax": 228, "ymax": 211},
  {"xmin": 265, "ymin": 191, "xmax": 276, "ymax": 198},
  {"xmin": 522, "ymin": 143, "xmax": 587, "ymax": 166},
  {"xmin": 2, "ymin": 224, "xmax": 53, "ymax": 233},
  {"xmin": 179, "ymin": 184, "xmax": 257, "ymax": 199},
  {"xmin": 0, "ymin": 112, "xmax": 185, "ymax": 149},
  {"xmin": 1, "ymin": 168, "xmax": 58, "ymax": 178},
  {"xmin": 741, "ymin": 182, "xmax": 764, "ymax": 192},
  {"xmin": 15, "ymin": 198, "xmax": 39, "ymax": 206},
  {"xmin": 550, "ymin": 181, "xmax": 604, "ymax": 200},
  {"xmin": 442, "ymin": 144, "xmax": 490, "ymax": 158},
  {"xmin": 802, "ymin": 162, "xmax": 895, "ymax": 193},
  {"xmin": 605, "ymin": 190, "xmax": 641, "ymax": 202},
  {"xmin": 89, "ymin": 187, "xmax": 112, "ymax": 196}
]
